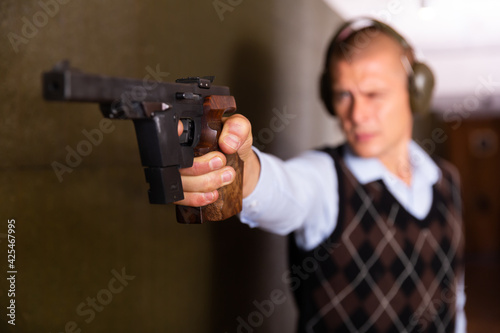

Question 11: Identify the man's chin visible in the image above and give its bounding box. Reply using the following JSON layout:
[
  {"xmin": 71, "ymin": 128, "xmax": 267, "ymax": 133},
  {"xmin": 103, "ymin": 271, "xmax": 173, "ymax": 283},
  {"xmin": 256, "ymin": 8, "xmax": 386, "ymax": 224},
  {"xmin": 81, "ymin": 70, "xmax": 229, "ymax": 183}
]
[{"xmin": 347, "ymin": 142, "xmax": 380, "ymax": 159}]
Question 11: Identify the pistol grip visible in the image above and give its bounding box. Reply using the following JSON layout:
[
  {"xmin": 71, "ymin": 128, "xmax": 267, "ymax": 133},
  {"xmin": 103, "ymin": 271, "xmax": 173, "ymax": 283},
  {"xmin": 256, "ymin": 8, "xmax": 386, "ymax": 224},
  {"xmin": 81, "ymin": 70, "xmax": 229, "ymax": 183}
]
[
  {"xmin": 176, "ymin": 95, "xmax": 243, "ymax": 224},
  {"xmin": 176, "ymin": 152, "xmax": 243, "ymax": 223}
]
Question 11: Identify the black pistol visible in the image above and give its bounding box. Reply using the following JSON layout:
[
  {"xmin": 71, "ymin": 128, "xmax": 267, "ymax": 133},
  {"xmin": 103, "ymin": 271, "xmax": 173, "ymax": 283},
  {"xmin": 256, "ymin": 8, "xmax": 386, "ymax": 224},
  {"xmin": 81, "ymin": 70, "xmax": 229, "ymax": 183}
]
[{"xmin": 42, "ymin": 61, "xmax": 243, "ymax": 224}]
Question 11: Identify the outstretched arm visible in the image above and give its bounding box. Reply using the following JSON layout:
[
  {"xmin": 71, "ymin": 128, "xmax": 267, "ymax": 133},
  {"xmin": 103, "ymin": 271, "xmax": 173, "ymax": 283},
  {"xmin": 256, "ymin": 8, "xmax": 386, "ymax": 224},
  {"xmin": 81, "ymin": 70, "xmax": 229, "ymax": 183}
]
[{"xmin": 176, "ymin": 113, "xmax": 336, "ymax": 244}]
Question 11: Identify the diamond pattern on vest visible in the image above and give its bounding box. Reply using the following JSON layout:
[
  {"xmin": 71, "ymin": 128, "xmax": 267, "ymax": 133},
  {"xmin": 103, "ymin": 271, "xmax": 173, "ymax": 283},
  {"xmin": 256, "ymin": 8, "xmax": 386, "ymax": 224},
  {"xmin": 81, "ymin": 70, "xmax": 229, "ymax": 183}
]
[{"xmin": 290, "ymin": 146, "xmax": 465, "ymax": 333}]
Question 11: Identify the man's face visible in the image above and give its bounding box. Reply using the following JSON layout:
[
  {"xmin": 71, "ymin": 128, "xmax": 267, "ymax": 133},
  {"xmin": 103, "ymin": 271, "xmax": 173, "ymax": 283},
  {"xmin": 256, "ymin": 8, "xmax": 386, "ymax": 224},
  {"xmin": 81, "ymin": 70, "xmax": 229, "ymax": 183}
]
[{"xmin": 329, "ymin": 35, "xmax": 413, "ymax": 161}]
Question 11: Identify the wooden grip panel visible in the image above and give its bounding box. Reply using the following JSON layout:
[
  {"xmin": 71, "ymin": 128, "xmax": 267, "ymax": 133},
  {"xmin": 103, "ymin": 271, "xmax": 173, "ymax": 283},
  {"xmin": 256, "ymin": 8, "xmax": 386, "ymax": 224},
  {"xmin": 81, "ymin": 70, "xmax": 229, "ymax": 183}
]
[{"xmin": 176, "ymin": 95, "xmax": 243, "ymax": 223}]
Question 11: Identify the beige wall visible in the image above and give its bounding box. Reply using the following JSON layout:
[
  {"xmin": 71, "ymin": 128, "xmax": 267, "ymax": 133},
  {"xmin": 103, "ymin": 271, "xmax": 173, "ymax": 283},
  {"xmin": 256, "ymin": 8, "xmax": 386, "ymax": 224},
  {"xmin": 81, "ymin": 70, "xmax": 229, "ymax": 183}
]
[{"xmin": 0, "ymin": 0, "xmax": 342, "ymax": 331}]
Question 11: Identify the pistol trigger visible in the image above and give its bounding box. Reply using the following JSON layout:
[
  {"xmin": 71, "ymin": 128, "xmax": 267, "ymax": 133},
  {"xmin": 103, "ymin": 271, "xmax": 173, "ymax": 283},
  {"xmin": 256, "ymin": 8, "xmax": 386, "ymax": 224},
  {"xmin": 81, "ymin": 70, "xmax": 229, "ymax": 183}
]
[{"xmin": 179, "ymin": 118, "xmax": 194, "ymax": 146}]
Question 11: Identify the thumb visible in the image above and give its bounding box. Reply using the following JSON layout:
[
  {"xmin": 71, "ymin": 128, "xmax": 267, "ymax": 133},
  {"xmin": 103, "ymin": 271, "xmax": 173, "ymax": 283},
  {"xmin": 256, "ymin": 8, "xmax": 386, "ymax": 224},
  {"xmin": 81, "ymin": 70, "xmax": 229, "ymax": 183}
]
[{"xmin": 219, "ymin": 114, "xmax": 253, "ymax": 161}]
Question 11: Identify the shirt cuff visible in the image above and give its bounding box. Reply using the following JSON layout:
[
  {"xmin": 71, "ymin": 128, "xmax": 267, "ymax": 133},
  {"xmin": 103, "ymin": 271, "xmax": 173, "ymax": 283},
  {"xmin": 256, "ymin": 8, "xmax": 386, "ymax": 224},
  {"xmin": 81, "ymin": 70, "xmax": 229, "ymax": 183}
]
[{"xmin": 240, "ymin": 147, "xmax": 277, "ymax": 229}]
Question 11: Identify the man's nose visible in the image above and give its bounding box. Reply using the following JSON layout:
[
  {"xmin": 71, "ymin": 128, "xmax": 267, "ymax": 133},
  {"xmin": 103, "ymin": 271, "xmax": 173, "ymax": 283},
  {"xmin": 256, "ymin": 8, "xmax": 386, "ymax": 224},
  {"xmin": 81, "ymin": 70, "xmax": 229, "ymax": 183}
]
[{"xmin": 349, "ymin": 97, "xmax": 371, "ymax": 124}]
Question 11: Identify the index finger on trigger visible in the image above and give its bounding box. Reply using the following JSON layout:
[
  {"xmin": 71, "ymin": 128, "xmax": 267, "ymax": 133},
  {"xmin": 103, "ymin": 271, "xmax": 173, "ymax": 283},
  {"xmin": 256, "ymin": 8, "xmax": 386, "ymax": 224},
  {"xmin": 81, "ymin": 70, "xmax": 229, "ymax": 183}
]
[{"xmin": 178, "ymin": 120, "xmax": 184, "ymax": 137}]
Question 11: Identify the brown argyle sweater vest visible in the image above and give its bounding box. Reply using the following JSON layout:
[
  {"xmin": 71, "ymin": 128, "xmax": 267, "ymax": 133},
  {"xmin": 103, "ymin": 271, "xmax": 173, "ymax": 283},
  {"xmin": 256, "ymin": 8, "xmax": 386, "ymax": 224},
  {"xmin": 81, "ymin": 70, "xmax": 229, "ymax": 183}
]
[{"xmin": 289, "ymin": 145, "xmax": 465, "ymax": 333}]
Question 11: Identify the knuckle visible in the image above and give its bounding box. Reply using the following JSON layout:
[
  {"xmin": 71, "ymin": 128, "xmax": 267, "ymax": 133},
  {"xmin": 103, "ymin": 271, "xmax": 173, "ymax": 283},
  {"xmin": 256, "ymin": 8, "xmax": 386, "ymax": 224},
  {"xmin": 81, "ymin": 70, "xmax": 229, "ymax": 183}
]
[
  {"xmin": 178, "ymin": 191, "xmax": 217, "ymax": 207},
  {"xmin": 197, "ymin": 172, "xmax": 219, "ymax": 193},
  {"xmin": 192, "ymin": 195, "xmax": 209, "ymax": 207},
  {"xmin": 191, "ymin": 161, "xmax": 207, "ymax": 175},
  {"xmin": 201, "ymin": 175, "xmax": 214, "ymax": 192}
]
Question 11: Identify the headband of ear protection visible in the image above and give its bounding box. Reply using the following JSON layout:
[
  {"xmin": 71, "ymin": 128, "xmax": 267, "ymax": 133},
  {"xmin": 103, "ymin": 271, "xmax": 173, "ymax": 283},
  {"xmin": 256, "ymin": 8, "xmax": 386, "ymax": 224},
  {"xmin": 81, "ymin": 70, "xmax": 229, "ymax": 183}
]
[{"xmin": 320, "ymin": 18, "xmax": 435, "ymax": 116}]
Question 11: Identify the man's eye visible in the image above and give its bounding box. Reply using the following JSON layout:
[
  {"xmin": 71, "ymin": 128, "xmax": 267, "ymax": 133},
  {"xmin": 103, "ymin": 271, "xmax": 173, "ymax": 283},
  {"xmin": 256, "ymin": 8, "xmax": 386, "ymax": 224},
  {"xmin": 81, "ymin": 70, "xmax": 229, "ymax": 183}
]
[
  {"xmin": 334, "ymin": 91, "xmax": 350, "ymax": 102},
  {"xmin": 367, "ymin": 92, "xmax": 383, "ymax": 99}
]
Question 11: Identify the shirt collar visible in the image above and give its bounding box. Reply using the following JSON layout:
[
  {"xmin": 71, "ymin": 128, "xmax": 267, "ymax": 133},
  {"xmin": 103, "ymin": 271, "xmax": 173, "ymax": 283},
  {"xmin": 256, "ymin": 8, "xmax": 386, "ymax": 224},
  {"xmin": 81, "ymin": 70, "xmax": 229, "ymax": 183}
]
[{"xmin": 344, "ymin": 140, "xmax": 441, "ymax": 187}]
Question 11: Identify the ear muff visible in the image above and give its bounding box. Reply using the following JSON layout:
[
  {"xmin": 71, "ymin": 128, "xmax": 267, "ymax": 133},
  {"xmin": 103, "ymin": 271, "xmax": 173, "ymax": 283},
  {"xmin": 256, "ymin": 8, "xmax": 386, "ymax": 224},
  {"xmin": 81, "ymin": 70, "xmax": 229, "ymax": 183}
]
[
  {"xmin": 409, "ymin": 62, "xmax": 435, "ymax": 115},
  {"xmin": 320, "ymin": 18, "xmax": 435, "ymax": 116}
]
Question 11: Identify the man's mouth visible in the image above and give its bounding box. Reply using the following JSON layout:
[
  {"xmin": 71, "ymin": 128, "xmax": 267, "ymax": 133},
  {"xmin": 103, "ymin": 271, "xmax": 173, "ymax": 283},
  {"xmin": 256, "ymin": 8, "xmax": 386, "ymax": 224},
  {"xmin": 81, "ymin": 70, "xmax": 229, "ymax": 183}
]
[{"xmin": 354, "ymin": 132, "xmax": 376, "ymax": 142}]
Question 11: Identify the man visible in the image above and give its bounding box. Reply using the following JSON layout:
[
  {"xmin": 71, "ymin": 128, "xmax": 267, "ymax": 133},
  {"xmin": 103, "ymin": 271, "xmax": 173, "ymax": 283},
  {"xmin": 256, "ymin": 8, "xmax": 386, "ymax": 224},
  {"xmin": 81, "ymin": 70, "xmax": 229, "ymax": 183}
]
[{"xmin": 177, "ymin": 18, "xmax": 465, "ymax": 333}]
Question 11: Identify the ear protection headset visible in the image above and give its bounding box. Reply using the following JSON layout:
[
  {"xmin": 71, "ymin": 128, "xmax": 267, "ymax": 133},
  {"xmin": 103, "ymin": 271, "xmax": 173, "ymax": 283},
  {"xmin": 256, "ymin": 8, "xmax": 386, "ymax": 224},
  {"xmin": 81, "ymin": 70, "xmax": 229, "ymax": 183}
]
[{"xmin": 320, "ymin": 18, "xmax": 435, "ymax": 116}]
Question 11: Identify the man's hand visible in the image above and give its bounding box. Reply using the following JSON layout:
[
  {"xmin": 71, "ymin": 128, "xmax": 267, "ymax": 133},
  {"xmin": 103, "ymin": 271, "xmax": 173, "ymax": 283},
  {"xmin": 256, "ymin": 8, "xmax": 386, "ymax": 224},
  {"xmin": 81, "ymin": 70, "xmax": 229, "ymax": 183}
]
[{"xmin": 175, "ymin": 114, "xmax": 260, "ymax": 207}]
